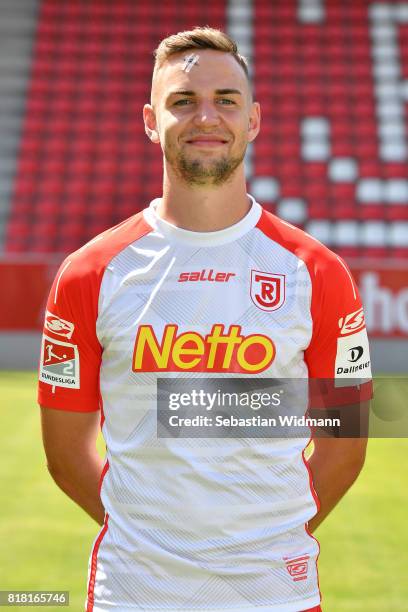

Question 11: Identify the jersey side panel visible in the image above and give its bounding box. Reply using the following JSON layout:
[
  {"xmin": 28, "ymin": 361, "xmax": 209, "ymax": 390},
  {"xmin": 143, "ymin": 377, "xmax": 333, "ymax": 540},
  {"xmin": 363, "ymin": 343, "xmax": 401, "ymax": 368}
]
[{"xmin": 37, "ymin": 213, "xmax": 153, "ymax": 412}]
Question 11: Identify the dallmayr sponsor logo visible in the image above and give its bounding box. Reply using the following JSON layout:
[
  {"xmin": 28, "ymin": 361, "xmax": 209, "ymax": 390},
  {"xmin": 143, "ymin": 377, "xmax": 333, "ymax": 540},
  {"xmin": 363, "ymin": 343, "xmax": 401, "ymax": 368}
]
[{"xmin": 335, "ymin": 329, "xmax": 371, "ymax": 377}]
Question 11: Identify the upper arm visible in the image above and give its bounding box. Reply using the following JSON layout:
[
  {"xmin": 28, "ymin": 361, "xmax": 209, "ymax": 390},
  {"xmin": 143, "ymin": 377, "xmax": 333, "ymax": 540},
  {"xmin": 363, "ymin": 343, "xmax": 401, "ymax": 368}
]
[
  {"xmin": 305, "ymin": 254, "xmax": 372, "ymax": 380},
  {"xmin": 37, "ymin": 255, "xmax": 102, "ymax": 413},
  {"xmin": 41, "ymin": 405, "xmax": 101, "ymax": 474},
  {"xmin": 304, "ymin": 254, "xmax": 373, "ymax": 416},
  {"xmin": 310, "ymin": 399, "xmax": 370, "ymax": 476}
]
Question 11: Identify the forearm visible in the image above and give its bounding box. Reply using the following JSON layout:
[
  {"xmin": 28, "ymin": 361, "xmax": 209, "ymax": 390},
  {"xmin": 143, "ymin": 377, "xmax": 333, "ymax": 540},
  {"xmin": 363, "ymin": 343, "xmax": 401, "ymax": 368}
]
[
  {"xmin": 48, "ymin": 450, "xmax": 106, "ymax": 526},
  {"xmin": 306, "ymin": 438, "xmax": 366, "ymax": 533}
]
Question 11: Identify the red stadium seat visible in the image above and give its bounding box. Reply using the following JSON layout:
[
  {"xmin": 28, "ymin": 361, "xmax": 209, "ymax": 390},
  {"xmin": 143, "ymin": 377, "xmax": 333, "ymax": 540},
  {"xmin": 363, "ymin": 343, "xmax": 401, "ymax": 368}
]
[
  {"xmin": 383, "ymin": 164, "xmax": 408, "ymax": 178},
  {"xmin": 334, "ymin": 247, "xmax": 361, "ymax": 259},
  {"xmin": 358, "ymin": 205, "xmax": 386, "ymax": 221},
  {"xmin": 11, "ymin": 200, "xmax": 33, "ymax": 215},
  {"xmin": 386, "ymin": 206, "xmax": 408, "ymax": 221},
  {"xmin": 5, "ymin": 237, "xmax": 29, "ymax": 252},
  {"xmin": 308, "ymin": 201, "xmax": 331, "ymax": 219},
  {"xmin": 6, "ymin": 219, "xmax": 30, "ymax": 239},
  {"xmin": 392, "ymin": 248, "xmax": 408, "ymax": 258},
  {"xmin": 361, "ymin": 247, "xmax": 390, "ymax": 259}
]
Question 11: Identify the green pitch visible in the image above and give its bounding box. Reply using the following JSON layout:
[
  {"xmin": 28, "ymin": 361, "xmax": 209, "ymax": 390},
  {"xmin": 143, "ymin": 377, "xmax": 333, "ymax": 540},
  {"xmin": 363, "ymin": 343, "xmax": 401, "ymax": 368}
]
[{"xmin": 0, "ymin": 372, "xmax": 407, "ymax": 611}]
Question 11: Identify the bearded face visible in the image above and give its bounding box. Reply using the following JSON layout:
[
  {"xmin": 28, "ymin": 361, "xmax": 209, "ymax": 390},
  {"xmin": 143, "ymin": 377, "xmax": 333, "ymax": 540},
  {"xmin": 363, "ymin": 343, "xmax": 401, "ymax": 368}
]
[
  {"xmin": 163, "ymin": 131, "xmax": 247, "ymax": 186},
  {"xmin": 144, "ymin": 49, "xmax": 260, "ymax": 188}
]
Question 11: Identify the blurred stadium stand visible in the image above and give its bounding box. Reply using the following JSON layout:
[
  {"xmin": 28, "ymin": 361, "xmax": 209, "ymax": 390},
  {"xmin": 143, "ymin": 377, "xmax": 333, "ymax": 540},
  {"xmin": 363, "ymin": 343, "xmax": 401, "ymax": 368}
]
[
  {"xmin": 0, "ymin": 0, "xmax": 38, "ymax": 248},
  {"xmin": 0, "ymin": 0, "xmax": 407, "ymax": 370}
]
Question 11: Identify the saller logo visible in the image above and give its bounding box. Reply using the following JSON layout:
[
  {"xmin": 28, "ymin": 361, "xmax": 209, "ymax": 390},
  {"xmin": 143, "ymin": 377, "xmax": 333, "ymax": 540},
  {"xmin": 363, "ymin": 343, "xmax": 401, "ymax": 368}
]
[
  {"xmin": 45, "ymin": 311, "xmax": 74, "ymax": 339},
  {"xmin": 251, "ymin": 270, "xmax": 285, "ymax": 312},
  {"xmin": 178, "ymin": 269, "xmax": 235, "ymax": 282},
  {"xmin": 133, "ymin": 324, "xmax": 276, "ymax": 373},
  {"xmin": 283, "ymin": 554, "xmax": 310, "ymax": 582}
]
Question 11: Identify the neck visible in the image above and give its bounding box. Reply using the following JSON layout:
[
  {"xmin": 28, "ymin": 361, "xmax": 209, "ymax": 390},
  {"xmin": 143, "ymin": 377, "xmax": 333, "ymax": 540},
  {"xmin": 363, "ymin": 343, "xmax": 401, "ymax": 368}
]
[{"xmin": 156, "ymin": 162, "xmax": 251, "ymax": 231}]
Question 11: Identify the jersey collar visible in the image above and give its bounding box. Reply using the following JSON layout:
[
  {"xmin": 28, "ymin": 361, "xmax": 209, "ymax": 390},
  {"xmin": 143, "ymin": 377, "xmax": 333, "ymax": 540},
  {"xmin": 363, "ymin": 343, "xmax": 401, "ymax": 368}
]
[{"xmin": 143, "ymin": 194, "xmax": 262, "ymax": 247}]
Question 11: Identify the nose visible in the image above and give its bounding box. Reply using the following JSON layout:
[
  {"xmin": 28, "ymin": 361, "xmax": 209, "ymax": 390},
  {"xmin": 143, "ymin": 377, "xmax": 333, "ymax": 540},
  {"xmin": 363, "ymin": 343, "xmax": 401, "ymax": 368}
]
[{"xmin": 193, "ymin": 99, "xmax": 221, "ymax": 127}]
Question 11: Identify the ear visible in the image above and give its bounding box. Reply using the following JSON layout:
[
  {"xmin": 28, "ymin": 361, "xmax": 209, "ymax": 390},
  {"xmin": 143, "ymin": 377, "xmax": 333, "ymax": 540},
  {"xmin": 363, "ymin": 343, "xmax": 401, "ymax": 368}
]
[
  {"xmin": 143, "ymin": 104, "xmax": 160, "ymax": 144},
  {"xmin": 247, "ymin": 101, "xmax": 261, "ymax": 144}
]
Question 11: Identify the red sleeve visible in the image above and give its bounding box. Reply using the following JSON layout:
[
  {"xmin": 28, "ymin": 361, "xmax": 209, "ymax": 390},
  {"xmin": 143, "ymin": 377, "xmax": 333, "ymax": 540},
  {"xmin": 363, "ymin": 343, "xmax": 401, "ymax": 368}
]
[
  {"xmin": 37, "ymin": 255, "xmax": 103, "ymax": 412},
  {"xmin": 304, "ymin": 253, "xmax": 373, "ymax": 407},
  {"xmin": 37, "ymin": 211, "xmax": 152, "ymax": 412}
]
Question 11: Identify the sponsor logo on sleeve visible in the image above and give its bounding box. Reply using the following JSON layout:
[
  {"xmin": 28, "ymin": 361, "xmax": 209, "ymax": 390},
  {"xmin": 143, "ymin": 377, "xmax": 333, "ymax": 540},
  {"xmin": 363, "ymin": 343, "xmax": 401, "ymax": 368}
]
[
  {"xmin": 335, "ymin": 328, "xmax": 371, "ymax": 378},
  {"xmin": 44, "ymin": 311, "xmax": 75, "ymax": 339},
  {"xmin": 250, "ymin": 270, "xmax": 285, "ymax": 312},
  {"xmin": 338, "ymin": 307, "xmax": 365, "ymax": 335},
  {"xmin": 348, "ymin": 346, "xmax": 364, "ymax": 362},
  {"xmin": 39, "ymin": 335, "xmax": 80, "ymax": 388}
]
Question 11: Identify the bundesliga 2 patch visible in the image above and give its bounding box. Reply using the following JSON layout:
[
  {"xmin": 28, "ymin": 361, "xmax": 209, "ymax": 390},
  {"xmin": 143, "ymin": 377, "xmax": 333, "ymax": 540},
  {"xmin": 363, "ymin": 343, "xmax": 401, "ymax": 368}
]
[{"xmin": 39, "ymin": 335, "xmax": 80, "ymax": 388}]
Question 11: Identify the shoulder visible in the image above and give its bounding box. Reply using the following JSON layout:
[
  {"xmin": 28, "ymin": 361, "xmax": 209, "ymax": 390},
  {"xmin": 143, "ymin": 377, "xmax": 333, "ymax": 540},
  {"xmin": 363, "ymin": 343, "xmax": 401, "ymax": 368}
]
[
  {"xmin": 256, "ymin": 208, "xmax": 346, "ymax": 281},
  {"xmin": 56, "ymin": 211, "xmax": 153, "ymax": 286}
]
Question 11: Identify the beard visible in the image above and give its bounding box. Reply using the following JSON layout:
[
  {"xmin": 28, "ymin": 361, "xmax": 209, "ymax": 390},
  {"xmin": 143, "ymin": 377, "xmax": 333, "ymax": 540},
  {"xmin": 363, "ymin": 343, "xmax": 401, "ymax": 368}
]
[{"xmin": 164, "ymin": 139, "xmax": 246, "ymax": 186}]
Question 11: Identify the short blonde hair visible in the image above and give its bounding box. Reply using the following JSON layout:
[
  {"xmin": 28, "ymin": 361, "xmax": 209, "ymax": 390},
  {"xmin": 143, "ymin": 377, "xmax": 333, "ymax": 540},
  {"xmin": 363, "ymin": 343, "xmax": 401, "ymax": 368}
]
[{"xmin": 153, "ymin": 26, "xmax": 250, "ymax": 81}]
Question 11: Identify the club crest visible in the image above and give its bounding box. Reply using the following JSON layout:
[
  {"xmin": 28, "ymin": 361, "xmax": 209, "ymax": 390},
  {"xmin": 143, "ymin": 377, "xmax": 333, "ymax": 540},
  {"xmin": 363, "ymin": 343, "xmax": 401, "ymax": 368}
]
[{"xmin": 250, "ymin": 270, "xmax": 285, "ymax": 312}]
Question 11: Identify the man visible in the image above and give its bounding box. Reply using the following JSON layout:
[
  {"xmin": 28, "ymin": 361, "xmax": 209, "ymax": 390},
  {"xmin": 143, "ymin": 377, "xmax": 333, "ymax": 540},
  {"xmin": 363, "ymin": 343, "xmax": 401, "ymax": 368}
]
[{"xmin": 39, "ymin": 27, "xmax": 372, "ymax": 612}]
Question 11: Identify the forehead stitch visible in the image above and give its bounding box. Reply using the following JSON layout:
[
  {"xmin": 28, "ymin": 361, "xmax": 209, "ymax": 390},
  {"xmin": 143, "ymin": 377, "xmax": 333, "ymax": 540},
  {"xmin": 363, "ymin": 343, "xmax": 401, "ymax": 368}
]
[{"xmin": 182, "ymin": 53, "xmax": 200, "ymax": 73}]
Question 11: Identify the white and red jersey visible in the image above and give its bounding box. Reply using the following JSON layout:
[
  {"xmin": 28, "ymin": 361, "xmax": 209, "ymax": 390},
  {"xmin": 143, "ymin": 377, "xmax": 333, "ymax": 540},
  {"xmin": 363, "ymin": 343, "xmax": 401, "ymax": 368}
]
[{"xmin": 38, "ymin": 195, "xmax": 372, "ymax": 612}]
